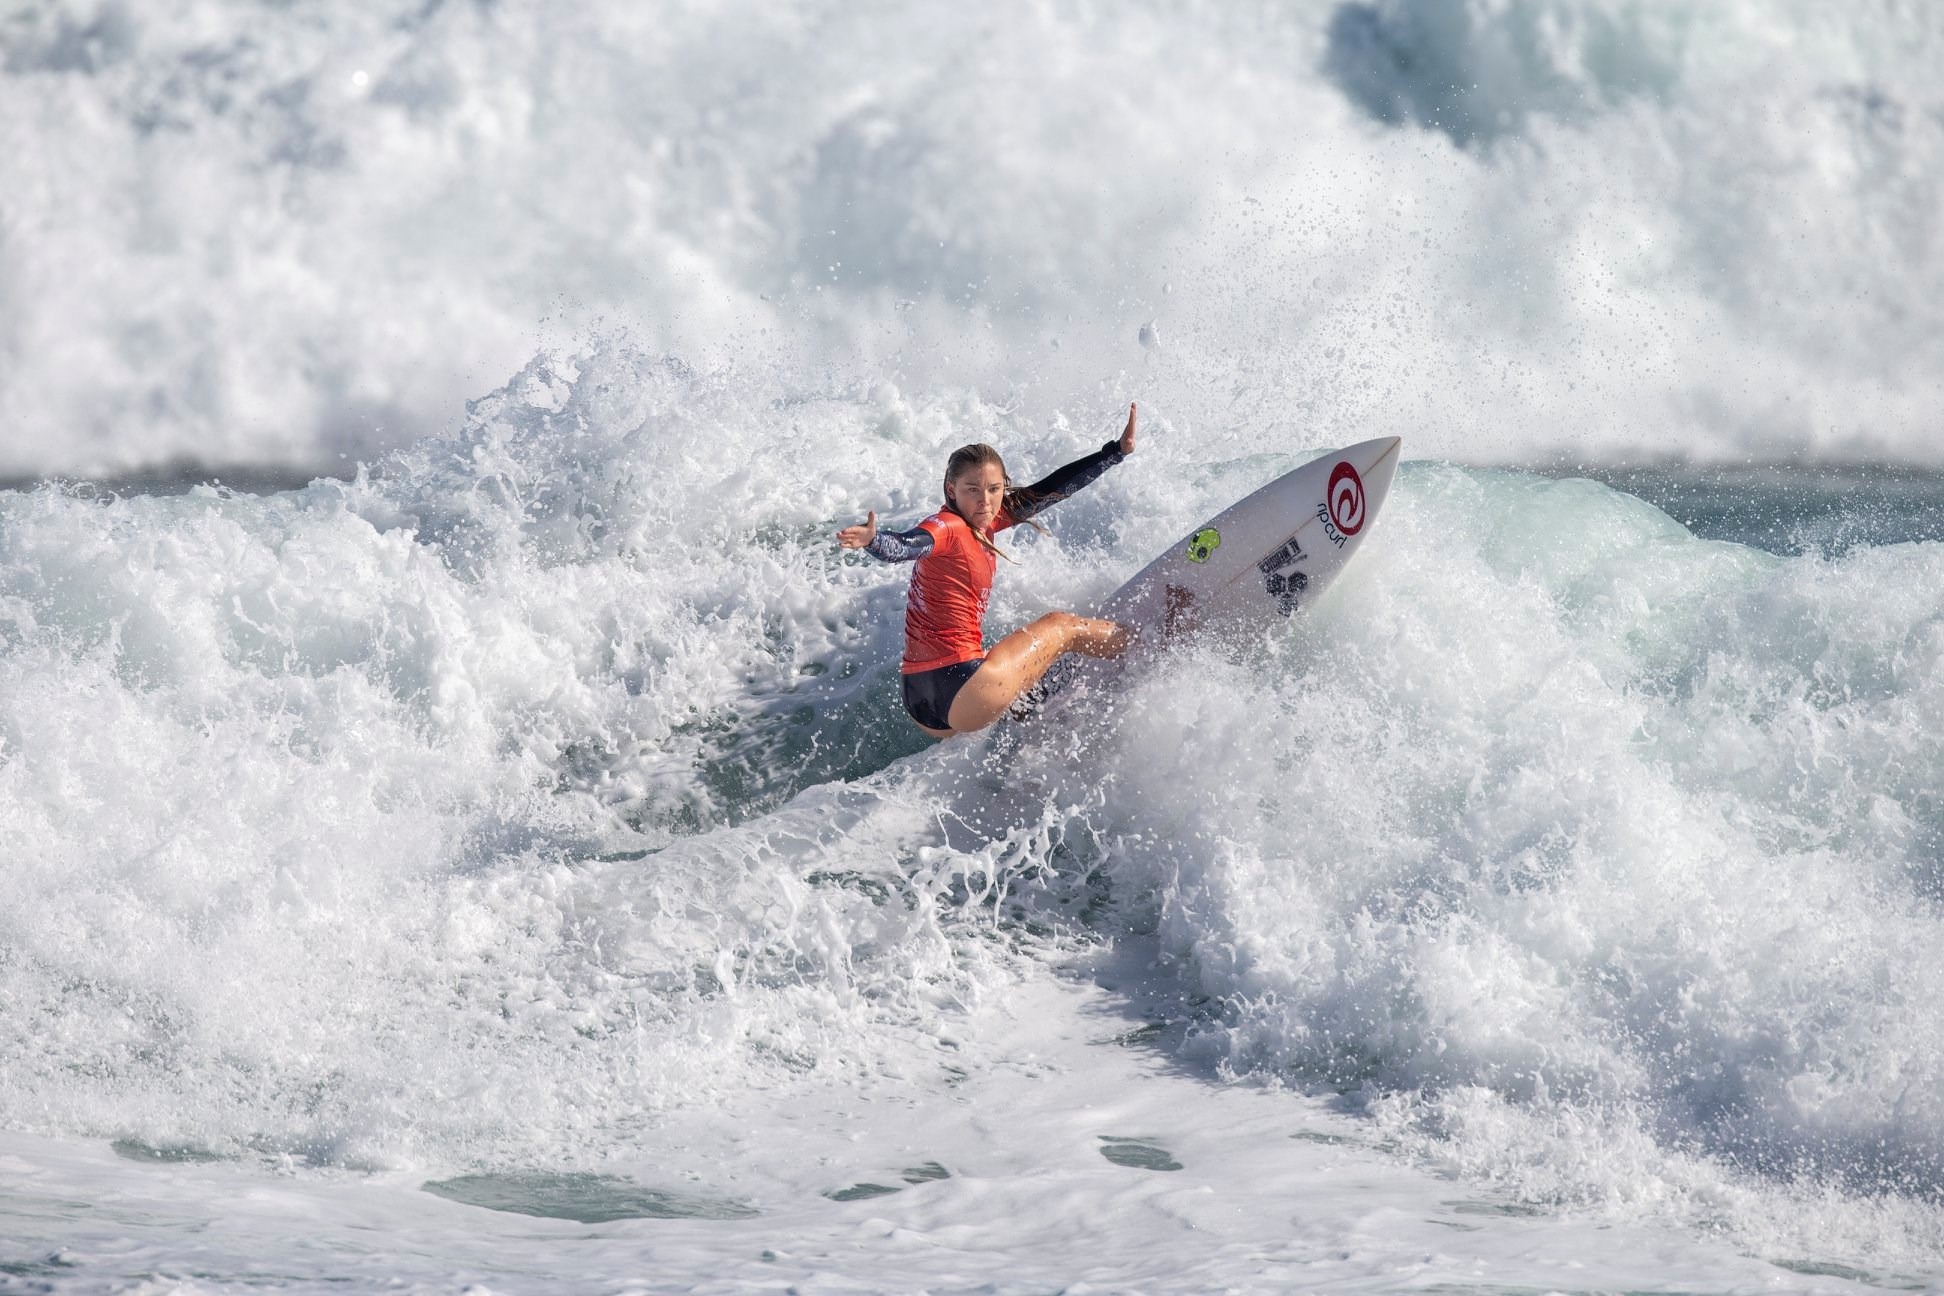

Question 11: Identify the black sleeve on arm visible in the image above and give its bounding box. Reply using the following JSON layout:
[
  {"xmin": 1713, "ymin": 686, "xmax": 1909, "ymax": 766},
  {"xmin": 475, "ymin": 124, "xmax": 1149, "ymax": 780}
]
[
  {"xmin": 864, "ymin": 524, "xmax": 935, "ymax": 563},
  {"xmin": 1008, "ymin": 439, "xmax": 1126, "ymax": 522}
]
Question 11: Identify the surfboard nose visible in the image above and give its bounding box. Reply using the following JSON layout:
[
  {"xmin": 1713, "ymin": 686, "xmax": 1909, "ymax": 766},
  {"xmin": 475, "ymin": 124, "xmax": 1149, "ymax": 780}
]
[
  {"xmin": 1350, "ymin": 436, "xmax": 1402, "ymax": 508},
  {"xmin": 1343, "ymin": 435, "xmax": 1403, "ymax": 462}
]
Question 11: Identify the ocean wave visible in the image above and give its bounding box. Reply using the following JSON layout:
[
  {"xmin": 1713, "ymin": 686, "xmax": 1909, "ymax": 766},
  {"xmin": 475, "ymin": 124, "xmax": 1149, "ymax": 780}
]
[{"xmin": 3, "ymin": 346, "xmax": 1942, "ymax": 1274}]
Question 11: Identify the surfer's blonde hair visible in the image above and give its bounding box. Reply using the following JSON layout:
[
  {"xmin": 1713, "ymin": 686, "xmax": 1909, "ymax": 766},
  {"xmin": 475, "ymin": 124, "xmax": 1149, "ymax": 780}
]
[{"xmin": 943, "ymin": 443, "xmax": 1049, "ymax": 561}]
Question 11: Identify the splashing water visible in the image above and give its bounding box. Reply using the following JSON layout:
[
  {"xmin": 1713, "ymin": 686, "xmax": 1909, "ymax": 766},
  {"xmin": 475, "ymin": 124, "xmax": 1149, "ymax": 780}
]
[{"xmin": 3, "ymin": 346, "xmax": 1943, "ymax": 1286}]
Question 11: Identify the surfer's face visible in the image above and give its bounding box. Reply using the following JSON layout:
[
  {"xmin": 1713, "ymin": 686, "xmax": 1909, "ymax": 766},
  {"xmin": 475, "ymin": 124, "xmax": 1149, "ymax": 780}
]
[{"xmin": 947, "ymin": 463, "xmax": 1007, "ymax": 529}]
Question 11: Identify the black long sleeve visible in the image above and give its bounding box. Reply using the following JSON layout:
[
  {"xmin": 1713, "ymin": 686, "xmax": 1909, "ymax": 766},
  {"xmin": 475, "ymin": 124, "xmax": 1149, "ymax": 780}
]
[
  {"xmin": 1009, "ymin": 439, "xmax": 1126, "ymax": 522},
  {"xmin": 863, "ymin": 525, "xmax": 935, "ymax": 563}
]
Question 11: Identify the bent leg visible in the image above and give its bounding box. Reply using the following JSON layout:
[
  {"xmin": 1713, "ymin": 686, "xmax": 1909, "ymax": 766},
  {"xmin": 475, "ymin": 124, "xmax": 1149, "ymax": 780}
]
[{"xmin": 944, "ymin": 612, "xmax": 1128, "ymax": 735}]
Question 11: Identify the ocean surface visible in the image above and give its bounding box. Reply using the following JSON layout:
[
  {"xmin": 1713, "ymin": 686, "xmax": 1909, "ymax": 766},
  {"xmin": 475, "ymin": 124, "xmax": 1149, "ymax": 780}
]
[
  {"xmin": 3, "ymin": 352, "xmax": 1943, "ymax": 1293},
  {"xmin": 3, "ymin": 2, "xmax": 1943, "ymax": 1293}
]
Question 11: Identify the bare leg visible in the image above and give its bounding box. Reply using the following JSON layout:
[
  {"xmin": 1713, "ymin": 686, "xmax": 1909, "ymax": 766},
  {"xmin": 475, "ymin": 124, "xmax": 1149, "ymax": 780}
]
[{"xmin": 939, "ymin": 612, "xmax": 1129, "ymax": 736}]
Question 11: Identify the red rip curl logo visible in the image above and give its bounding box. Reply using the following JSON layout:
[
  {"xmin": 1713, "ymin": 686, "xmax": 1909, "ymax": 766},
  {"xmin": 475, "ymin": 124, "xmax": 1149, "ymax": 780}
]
[{"xmin": 1327, "ymin": 461, "xmax": 1366, "ymax": 536}]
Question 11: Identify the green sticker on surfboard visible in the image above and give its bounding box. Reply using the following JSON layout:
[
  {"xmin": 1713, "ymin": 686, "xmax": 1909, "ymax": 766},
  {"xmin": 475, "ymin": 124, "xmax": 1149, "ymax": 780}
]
[{"xmin": 1185, "ymin": 527, "xmax": 1221, "ymax": 563}]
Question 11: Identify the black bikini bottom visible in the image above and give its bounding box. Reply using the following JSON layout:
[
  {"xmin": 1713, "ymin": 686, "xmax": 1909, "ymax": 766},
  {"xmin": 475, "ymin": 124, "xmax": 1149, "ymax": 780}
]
[{"xmin": 900, "ymin": 658, "xmax": 985, "ymax": 731}]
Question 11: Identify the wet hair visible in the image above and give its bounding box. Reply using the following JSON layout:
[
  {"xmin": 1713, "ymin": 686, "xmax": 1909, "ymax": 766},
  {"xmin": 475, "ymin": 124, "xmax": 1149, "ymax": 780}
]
[{"xmin": 943, "ymin": 443, "xmax": 1048, "ymax": 560}]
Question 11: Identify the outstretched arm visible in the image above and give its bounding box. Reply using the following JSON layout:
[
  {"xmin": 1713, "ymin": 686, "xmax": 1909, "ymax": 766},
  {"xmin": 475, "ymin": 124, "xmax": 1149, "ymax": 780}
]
[
  {"xmin": 836, "ymin": 511, "xmax": 936, "ymax": 562},
  {"xmin": 1010, "ymin": 403, "xmax": 1139, "ymax": 523}
]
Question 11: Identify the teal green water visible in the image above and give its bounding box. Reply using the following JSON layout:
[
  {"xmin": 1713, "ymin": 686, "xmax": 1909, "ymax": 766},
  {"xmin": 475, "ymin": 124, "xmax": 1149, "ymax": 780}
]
[
  {"xmin": 20, "ymin": 461, "xmax": 1939, "ymax": 561},
  {"xmin": 420, "ymin": 1172, "xmax": 758, "ymax": 1222},
  {"xmin": 1553, "ymin": 464, "xmax": 1944, "ymax": 556}
]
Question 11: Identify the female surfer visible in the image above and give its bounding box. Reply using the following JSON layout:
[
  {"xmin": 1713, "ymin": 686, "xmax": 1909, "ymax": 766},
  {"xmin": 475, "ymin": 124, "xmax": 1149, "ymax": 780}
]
[{"xmin": 836, "ymin": 403, "xmax": 1140, "ymax": 738}]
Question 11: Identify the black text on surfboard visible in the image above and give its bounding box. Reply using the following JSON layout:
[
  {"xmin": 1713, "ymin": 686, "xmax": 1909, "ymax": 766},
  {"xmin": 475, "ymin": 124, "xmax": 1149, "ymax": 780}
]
[
  {"xmin": 1316, "ymin": 503, "xmax": 1352, "ymax": 549},
  {"xmin": 1258, "ymin": 536, "xmax": 1309, "ymax": 616}
]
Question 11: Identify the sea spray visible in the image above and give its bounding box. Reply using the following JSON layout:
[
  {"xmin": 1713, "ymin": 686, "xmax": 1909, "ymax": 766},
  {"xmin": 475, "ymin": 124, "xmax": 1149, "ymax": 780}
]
[{"xmin": 4, "ymin": 0, "xmax": 1941, "ymax": 479}]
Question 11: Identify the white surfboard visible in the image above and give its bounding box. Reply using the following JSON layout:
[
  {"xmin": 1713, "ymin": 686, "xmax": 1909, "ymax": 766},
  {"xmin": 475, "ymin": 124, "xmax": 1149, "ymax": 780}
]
[{"xmin": 1100, "ymin": 436, "xmax": 1402, "ymax": 644}]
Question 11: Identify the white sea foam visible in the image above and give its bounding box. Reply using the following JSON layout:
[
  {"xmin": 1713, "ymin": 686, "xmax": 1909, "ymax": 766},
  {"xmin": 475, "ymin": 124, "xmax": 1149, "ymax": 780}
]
[
  {"xmin": 3, "ymin": 346, "xmax": 1943, "ymax": 1289},
  {"xmin": 1076, "ymin": 465, "xmax": 1944, "ymax": 1263},
  {"xmin": 3, "ymin": 0, "xmax": 1941, "ymax": 478}
]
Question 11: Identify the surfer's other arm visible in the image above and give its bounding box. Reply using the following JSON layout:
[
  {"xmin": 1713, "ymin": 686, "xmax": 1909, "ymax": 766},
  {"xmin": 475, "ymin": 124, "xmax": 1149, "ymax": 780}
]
[{"xmin": 836, "ymin": 512, "xmax": 936, "ymax": 562}]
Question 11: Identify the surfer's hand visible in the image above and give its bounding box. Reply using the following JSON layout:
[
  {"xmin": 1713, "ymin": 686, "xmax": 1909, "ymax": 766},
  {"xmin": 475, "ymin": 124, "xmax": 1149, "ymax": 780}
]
[
  {"xmin": 836, "ymin": 511, "xmax": 877, "ymax": 549},
  {"xmin": 1119, "ymin": 402, "xmax": 1137, "ymax": 455}
]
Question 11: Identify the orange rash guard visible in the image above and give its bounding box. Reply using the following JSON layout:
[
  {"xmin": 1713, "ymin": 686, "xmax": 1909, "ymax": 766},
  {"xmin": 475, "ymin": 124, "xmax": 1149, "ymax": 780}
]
[{"xmin": 899, "ymin": 506, "xmax": 1016, "ymax": 673}]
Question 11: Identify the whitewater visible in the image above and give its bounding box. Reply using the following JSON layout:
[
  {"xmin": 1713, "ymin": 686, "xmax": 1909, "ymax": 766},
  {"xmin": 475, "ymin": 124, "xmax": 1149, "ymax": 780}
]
[
  {"xmin": 1, "ymin": 348, "xmax": 1940, "ymax": 1290},
  {"xmin": 4, "ymin": 0, "xmax": 1944, "ymax": 1292}
]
